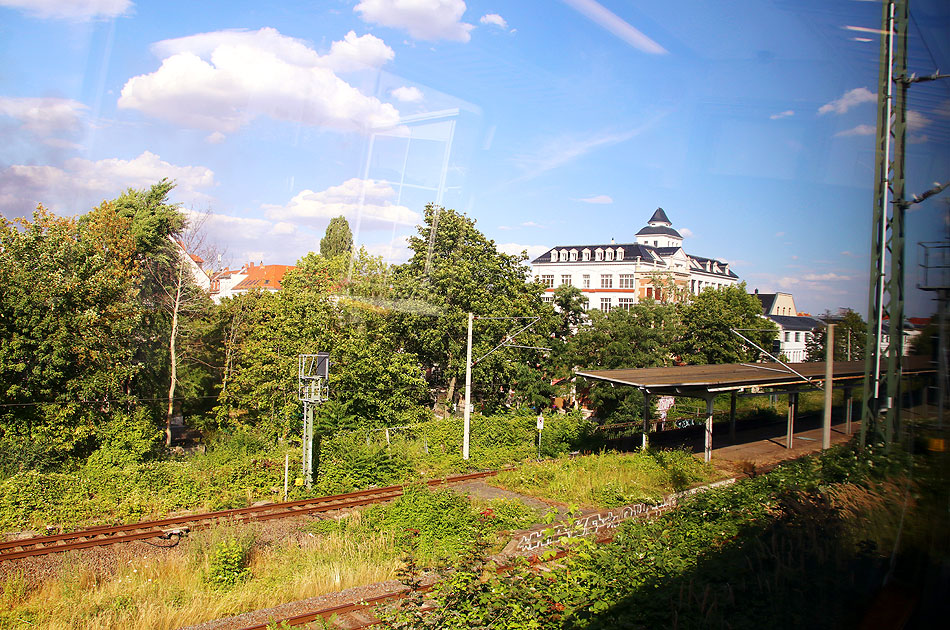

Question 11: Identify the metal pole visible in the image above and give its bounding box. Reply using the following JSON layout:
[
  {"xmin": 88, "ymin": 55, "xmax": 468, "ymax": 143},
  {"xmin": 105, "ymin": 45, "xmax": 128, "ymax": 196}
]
[
  {"xmin": 845, "ymin": 386, "xmax": 854, "ymax": 435},
  {"xmin": 284, "ymin": 454, "xmax": 289, "ymax": 501},
  {"xmin": 823, "ymin": 324, "xmax": 835, "ymax": 449},
  {"xmin": 787, "ymin": 392, "xmax": 797, "ymax": 449},
  {"xmin": 729, "ymin": 391, "xmax": 737, "ymax": 445},
  {"xmin": 642, "ymin": 392, "xmax": 651, "ymax": 451},
  {"xmin": 704, "ymin": 396, "xmax": 714, "ymax": 463},
  {"xmin": 463, "ymin": 312, "xmax": 473, "ymax": 460}
]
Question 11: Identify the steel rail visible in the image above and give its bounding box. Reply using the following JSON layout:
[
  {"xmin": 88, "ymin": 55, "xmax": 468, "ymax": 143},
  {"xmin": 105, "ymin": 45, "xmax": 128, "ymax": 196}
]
[{"xmin": 0, "ymin": 470, "xmax": 497, "ymax": 562}]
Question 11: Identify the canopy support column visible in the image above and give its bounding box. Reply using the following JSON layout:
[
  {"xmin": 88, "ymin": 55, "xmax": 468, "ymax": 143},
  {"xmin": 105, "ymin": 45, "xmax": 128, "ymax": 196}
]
[
  {"xmin": 786, "ymin": 392, "xmax": 798, "ymax": 449},
  {"xmin": 642, "ymin": 391, "xmax": 651, "ymax": 451},
  {"xmin": 704, "ymin": 395, "xmax": 715, "ymax": 463}
]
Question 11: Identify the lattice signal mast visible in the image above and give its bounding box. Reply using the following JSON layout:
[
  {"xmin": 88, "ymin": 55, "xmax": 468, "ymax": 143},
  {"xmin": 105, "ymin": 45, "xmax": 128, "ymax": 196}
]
[
  {"xmin": 861, "ymin": 0, "xmax": 949, "ymax": 445},
  {"xmin": 918, "ymin": 234, "xmax": 949, "ymax": 427},
  {"xmin": 298, "ymin": 353, "xmax": 329, "ymax": 487}
]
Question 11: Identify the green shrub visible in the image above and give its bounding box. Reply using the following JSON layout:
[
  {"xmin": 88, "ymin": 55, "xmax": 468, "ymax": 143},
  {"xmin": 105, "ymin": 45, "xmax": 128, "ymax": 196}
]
[{"xmin": 204, "ymin": 537, "xmax": 253, "ymax": 588}]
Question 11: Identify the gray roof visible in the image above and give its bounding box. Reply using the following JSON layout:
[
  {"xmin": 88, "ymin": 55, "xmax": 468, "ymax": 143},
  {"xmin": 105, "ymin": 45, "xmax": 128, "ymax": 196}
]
[
  {"xmin": 648, "ymin": 207, "xmax": 671, "ymax": 225},
  {"xmin": 635, "ymin": 225, "xmax": 683, "ymax": 238},
  {"xmin": 754, "ymin": 293, "xmax": 777, "ymax": 314},
  {"xmin": 766, "ymin": 315, "xmax": 824, "ymax": 331},
  {"xmin": 531, "ymin": 243, "xmax": 659, "ymax": 265}
]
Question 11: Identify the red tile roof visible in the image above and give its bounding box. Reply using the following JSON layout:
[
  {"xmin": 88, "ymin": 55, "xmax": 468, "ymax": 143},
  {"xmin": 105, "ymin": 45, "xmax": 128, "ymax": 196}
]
[{"xmin": 232, "ymin": 264, "xmax": 295, "ymax": 291}]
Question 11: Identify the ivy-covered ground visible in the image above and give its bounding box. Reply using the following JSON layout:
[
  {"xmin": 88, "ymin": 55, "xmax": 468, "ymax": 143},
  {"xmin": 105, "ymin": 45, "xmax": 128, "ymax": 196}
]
[{"xmin": 381, "ymin": 441, "xmax": 950, "ymax": 629}]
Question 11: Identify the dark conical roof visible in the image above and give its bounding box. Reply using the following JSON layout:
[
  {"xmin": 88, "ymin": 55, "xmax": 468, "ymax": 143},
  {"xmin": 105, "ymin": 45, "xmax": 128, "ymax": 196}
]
[{"xmin": 648, "ymin": 207, "xmax": 671, "ymax": 225}]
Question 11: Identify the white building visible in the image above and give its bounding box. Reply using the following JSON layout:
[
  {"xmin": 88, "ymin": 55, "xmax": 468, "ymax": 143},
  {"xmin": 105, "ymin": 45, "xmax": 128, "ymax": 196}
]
[
  {"xmin": 531, "ymin": 208, "xmax": 739, "ymax": 311},
  {"xmin": 752, "ymin": 291, "xmax": 822, "ymax": 362}
]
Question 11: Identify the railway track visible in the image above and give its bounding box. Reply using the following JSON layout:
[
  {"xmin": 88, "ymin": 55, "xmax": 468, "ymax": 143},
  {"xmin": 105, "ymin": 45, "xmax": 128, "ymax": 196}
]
[{"xmin": 0, "ymin": 470, "xmax": 497, "ymax": 563}]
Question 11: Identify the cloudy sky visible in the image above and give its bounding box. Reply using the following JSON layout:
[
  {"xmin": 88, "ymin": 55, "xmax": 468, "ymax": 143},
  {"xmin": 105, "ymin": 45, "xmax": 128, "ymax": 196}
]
[{"xmin": 1, "ymin": 0, "xmax": 947, "ymax": 316}]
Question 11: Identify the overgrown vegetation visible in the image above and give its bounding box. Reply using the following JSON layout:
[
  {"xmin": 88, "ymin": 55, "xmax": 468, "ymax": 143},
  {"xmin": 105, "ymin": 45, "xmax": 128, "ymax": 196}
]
[
  {"xmin": 381, "ymin": 443, "xmax": 949, "ymax": 629},
  {"xmin": 492, "ymin": 450, "xmax": 718, "ymax": 509}
]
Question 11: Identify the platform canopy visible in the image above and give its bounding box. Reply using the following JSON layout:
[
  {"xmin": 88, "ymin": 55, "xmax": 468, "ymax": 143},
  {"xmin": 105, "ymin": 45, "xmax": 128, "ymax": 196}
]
[{"xmin": 576, "ymin": 357, "xmax": 933, "ymax": 398}]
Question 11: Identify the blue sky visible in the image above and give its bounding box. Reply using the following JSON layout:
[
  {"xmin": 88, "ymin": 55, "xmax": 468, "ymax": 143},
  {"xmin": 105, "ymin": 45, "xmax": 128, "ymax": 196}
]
[{"xmin": 1, "ymin": 0, "xmax": 947, "ymax": 317}]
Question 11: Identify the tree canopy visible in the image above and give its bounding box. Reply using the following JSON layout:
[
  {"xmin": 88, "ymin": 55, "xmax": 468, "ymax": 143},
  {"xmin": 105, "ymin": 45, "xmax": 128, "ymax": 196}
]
[{"xmin": 319, "ymin": 215, "xmax": 353, "ymax": 258}]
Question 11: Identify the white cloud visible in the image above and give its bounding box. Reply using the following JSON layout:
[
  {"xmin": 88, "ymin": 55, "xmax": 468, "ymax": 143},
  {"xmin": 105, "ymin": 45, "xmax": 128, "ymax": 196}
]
[
  {"xmin": 511, "ymin": 117, "xmax": 663, "ymax": 182},
  {"xmin": 205, "ymin": 131, "xmax": 226, "ymax": 144},
  {"xmin": 775, "ymin": 231, "xmax": 785, "ymax": 237},
  {"xmin": 818, "ymin": 87, "xmax": 876, "ymax": 115},
  {"xmin": 264, "ymin": 177, "xmax": 420, "ymax": 228},
  {"xmin": 355, "ymin": 0, "xmax": 474, "ymax": 42},
  {"xmin": 561, "ymin": 0, "xmax": 666, "ymax": 54},
  {"xmin": 907, "ymin": 110, "xmax": 931, "ymax": 132},
  {"xmin": 0, "ymin": 0, "xmax": 130, "ymax": 20},
  {"xmin": 0, "ymin": 96, "xmax": 86, "ymax": 136},
  {"xmin": 679, "ymin": 227, "xmax": 694, "ymax": 238},
  {"xmin": 575, "ymin": 194, "xmax": 613, "ymax": 204},
  {"xmin": 480, "ymin": 13, "xmax": 508, "ymax": 29},
  {"xmin": 0, "ymin": 151, "xmax": 215, "ymax": 215},
  {"xmin": 391, "ymin": 86, "xmax": 424, "ymax": 102},
  {"xmin": 497, "ymin": 242, "xmax": 548, "ymax": 260},
  {"xmin": 803, "ymin": 272, "xmax": 850, "ymax": 282},
  {"xmin": 769, "ymin": 110, "xmax": 794, "ymax": 120},
  {"xmin": 834, "ymin": 124, "xmax": 875, "ymax": 137},
  {"xmin": 119, "ymin": 28, "xmax": 399, "ymax": 135}
]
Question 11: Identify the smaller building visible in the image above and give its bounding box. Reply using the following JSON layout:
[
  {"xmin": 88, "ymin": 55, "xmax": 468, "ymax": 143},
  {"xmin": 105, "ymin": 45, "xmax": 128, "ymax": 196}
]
[
  {"xmin": 210, "ymin": 261, "xmax": 295, "ymax": 303},
  {"xmin": 752, "ymin": 290, "xmax": 822, "ymax": 362}
]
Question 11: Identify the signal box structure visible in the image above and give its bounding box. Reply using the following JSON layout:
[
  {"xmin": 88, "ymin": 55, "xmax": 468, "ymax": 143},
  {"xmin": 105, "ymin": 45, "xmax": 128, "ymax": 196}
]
[{"xmin": 298, "ymin": 353, "xmax": 329, "ymax": 487}]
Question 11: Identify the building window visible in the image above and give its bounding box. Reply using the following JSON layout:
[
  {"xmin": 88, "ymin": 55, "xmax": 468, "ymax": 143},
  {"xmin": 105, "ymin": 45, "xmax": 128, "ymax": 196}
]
[
  {"xmin": 646, "ymin": 287, "xmax": 653, "ymax": 299},
  {"xmin": 540, "ymin": 274, "xmax": 554, "ymax": 288},
  {"xmin": 582, "ymin": 249, "xmax": 590, "ymax": 261},
  {"xmin": 785, "ymin": 332, "xmax": 791, "ymax": 342},
  {"xmin": 795, "ymin": 332, "xmax": 801, "ymax": 342},
  {"xmin": 600, "ymin": 297, "xmax": 611, "ymax": 312},
  {"xmin": 654, "ymin": 240, "xmax": 658, "ymax": 246},
  {"xmin": 595, "ymin": 248, "xmax": 604, "ymax": 261},
  {"xmin": 559, "ymin": 250, "xmax": 568, "ymax": 262},
  {"xmin": 560, "ymin": 274, "xmax": 571, "ymax": 286},
  {"xmin": 550, "ymin": 251, "xmax": 557, "ymax": 262},
  {"xmin": 569, "ymin": 249, "xmax": 578, "ymax": 261},
  {"xmin": 616, "ymin": 247, "xmax": 624, "ymax": 260},
  {"xmin": 619, "ymin": 274, "xmax": 635, "ymax": 288},
  {"xmin": 582, "ymin": 274, "xmax": 590, "ymax": 288},
  {"xmin": 600, "ymin": 274, "xmax": 612, "ymax": 288},
  {"xmin": 617, "ymin": 297, "xmax": 635, "ymax": 311},
  {"xmin": 582, "ymin": 298, "xmax": 590, "ymax": 310},
  {"xmin": 605, "ymin": 248, "xmax": 614, "ymax": 261},
  {"xmin": 542, "ymin": 296, "xmax": 554, "ymax": 304}
]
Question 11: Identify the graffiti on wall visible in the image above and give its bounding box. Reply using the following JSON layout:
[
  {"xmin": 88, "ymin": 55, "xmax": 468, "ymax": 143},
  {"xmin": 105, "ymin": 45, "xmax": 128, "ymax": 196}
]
[{"xmin": 511, "ymin": 477, "xmax": 736, "ymax": 553}]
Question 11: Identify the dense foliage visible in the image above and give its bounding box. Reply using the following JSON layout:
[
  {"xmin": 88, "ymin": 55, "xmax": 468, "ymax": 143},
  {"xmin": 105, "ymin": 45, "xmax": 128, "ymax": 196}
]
[{"xmin": 382, "ymin": 443, "xmax": 945, "ymax": 629}]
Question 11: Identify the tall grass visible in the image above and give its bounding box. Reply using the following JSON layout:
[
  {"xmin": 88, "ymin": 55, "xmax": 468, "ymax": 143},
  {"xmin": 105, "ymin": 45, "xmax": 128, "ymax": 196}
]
[
  {"xmin": 491, "ymin": 449, "xmax": 720, "ymax": 508},
  {"xmin": 0, "ymin": 519, "xmax": 401, "ymax": 630}
]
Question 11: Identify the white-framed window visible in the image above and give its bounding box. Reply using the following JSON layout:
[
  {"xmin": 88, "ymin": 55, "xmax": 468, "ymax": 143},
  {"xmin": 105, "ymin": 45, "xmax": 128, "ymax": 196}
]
[
  {"xmin": 616, "ymin": 247, "xmax": 624, "ymax": 260},
  {"xmin": 619, "ymin": 274, "xmax": 635, "ymax": 288},
  {"xmin": 582, "ymin": 249, "xmax": 591, "ymax": 261},
  {"xmin": 605, "ymin": 248, "xmax": 614, "ymax": 261},
  {"xmin": 542, "ymin": 295, "xmax": 554, "ymax": 304},
  {"xmin": 654, "ymin": 240, "xmax": 658, "ymax": 246},
  {"xmin": 560, "ymin": 274, "xmax": 571, "ymax": 286},
  {"xmin": 559, "ymin": 249, "xmax": 568, "ymax": 262},
  {"xmin": 600, "ymin": 274, "xmax": 612, "ymax": 288},
  {"xmin": 795, "ymin": 332, "xmax": 801, "ymax": 342},
  {"xmin": 569, "ymin": 249, "xmax": 578, "ymax": 261},
  {"xmin": 617, "ymin": 297, "xmax": 635, "ymax": 311},
  {"xmin": 582, "ymin": 274, "xmax": 590, "ymax": 288},
  {"xmin": 600, "ymin": 297, "xmax": 612, "ymax": 312},
  {"xmin": 785, "ymin": 332, "xmax": 791, "ymax": 342},
  {"xmin": 595, "ymin": 248, "xmax": 604, "ymax": 261},
  {"xmin": 550, "ymin": 251, "xmax": 557, "ymax": 262},
  {"xmin": 540, "ymin": 274, "xmax": 554, "ymax": 288},
  {"xmin": 582, "ymin": 298, "xmax": 589, "ymax": 310}
]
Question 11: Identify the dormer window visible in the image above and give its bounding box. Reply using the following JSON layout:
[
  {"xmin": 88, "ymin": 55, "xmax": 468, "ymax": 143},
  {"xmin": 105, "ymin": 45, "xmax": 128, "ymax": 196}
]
[
  {"xmin": 551, "ymin": 251, "xmax": 557, "ymax": 262},
  {"xmin": 582, "ymin": 249, "xmax": 591, "ymax": 261},
  {"xmin": 595, "ymin": 248, "xmax": 604, "ymax": 261},
  {"xmin": 569, "ymin": 249, "xmax": 578, "ymax": 261},
  {"xmin": 559, "ymin": 249, "xmax": 568, "ymax": 262},
  {"xmin": 616, "ymin": 247, "xmax": 624, "ymax": 261},
  {"xmin": 605, "ymin": 248, "xmax": 614, "ymax": 261}
]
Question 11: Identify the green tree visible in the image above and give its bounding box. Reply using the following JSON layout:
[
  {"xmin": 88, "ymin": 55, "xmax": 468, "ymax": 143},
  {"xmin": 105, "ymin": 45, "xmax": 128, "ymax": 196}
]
[
  {"xmin": 390, "ymin": 204, "xmax": 547, "ymax": 413},
  {"xmin": 806, "ymin": 309, "xmax": 867, "ymax": 362},
  {"xmin": 676, "ymin": 283, "xmax": 777, "ymax": 365},
  {"xmin": 320, "ymin": 215, "xmax": 353, "ymax": 258},
  {"xmin": 0, "ymin": 205, "xmax": 143, "ymax": 459},
  {"xmin": 567, "ymin": 303, "xmax": 680, "ymax": 421}
]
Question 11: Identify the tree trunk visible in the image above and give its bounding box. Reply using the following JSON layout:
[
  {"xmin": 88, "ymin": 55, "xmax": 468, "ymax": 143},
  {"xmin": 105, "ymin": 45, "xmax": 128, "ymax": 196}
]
[
  {"xmin": 166, "ymin": 258, "xmax": 184, "ymax": 447},
  {"xmin": 446, "ymin": 375, "xmax": 457, "ymax": 410}
]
